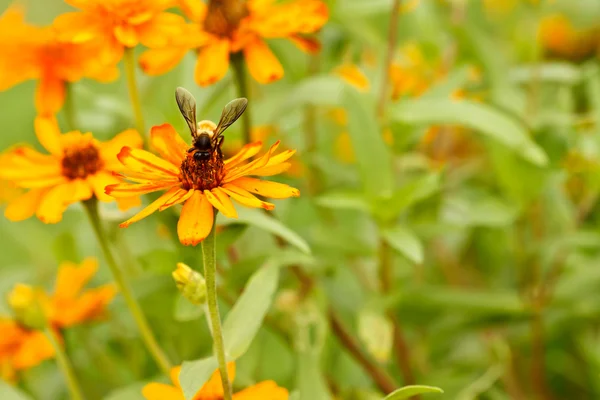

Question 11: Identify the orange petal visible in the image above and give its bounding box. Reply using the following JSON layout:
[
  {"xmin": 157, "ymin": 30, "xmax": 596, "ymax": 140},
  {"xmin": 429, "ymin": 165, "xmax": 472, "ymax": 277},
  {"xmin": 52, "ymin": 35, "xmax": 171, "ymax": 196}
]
[
  {"xmin": 106, "ymin": 180, "xmax": 179, "ymax": 198},
  {"xmin": 232, "ymin": 380, "xmax": 289, "ymax": 400},
  {"xmin": 195, "ymin": 363, "xmax": 236, "ymax": 398},
  {"xmin": 177, "ymin": 191, "xmax": 214, "ymax": 246},
  {"xmin": 243, "ymin": 39, "xmax": 283, "ymax": 84},
  {"xmin": 116, "ymin": 196, "xmax": 142, "ymax": 211},
  {"xmin": 204, "ymin": 188, "xmax": 237, "ymax": 218},
  {"xmin": 34, "ymin": 115, "xmax": 63, "ymax": 156},
  {"xmin": 117, "ymin": 147, "xmax": 180, "ymax": 179},
  {"xmin": 334, "ymin": 64, "xmax": 370, "ymax": 91},
  {"xmin": 114, "ymin": 24, "xmax": 138, "ymax": 47},
  {"xmin": 247, "ymin": 162, "xmax": 291, "ymax": 177},
  {"xmin": 12, "ymin": 331, "xmax": 54, "ymax": 370},
  {"xmin": 229, "ymin": 177, "xmax": 299, "ymax": 199},
  {"xmin": 288, "ymin": 34, "xmax": 320, "ymax": 53},
  {"xmin": 224, "ymin": 141, "xmax": 263, "ymax": 167},
  {"xmin": 225, "ymin": 141, "xmax": 281, "ymax": 182},
  {"xmin": 35, "ymin": 180, "xmax": 92, "ymax": 223},
  {"xmin": 221, "ymin": 184, "xmax": 275, "ymax": 210},
  {"xmin": 35, "ymin": 76, "xmax": 65, "ymax": 116},
  {"xmin": 100, "ymin": 129, "xmax": 143, "ymax": 170},
  {"xmin": 195, "ymin": 38, "xmax": 230, "ymax": 86},
  {"xmin": 159, "ymin": 188, "xmax": 194, "ymax": 211},
  {"xmin": 140, "ymin": 47, "xmax": 188, "ymax": 76},
  {"xmin": 52, "ymin": 11, "xmax": 102, "ymax": 43},
  {"xmin": 249, "ymin": 0, "xmax": 328, "ymax": 37},
  {"xmin": 54, "ymin": 258, "xmax": 98, "ymax": 300},
  {"xmin": 137, "ymin": 12, "xmax": 188, "ymax": 48},
  {"xmin": 119, "ymin": 187, "xmax": 180, "ymax": 228},
  {"xmin": 51, "ymin": 284, "xmax": 117, "ymax": 327},
  {"xmin": 4, "ymin": 188, "xmax": 48, "ymax": 221},
  {"xmin": 141, "ymin": 382, "xmax": 181, "ymax": 400},
  {"xmin": 178, "ymin": 0, "xmax": 207, "ymax": 22},
  {"xmin": 150, "ymin": 124, "xmax": 189, "ymax": 165}
]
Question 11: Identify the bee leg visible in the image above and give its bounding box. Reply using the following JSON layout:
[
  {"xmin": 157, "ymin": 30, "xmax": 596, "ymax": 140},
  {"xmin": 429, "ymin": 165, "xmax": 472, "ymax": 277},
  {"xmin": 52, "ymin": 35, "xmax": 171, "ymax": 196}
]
[
  {"xmin": 214, "ymin": 136, "xmax": 224, "ymax": 157},
  {"xmin": 187, "ymin": 147, "xmax": 195, "ymax": 153}
]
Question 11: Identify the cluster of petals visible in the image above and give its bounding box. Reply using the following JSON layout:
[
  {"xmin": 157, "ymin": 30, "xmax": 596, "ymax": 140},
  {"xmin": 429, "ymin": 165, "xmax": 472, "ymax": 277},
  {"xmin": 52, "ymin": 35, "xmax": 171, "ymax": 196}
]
[
  {"xmin": 106, "ymin": 123, "xmax": 300, "ymax": 246},
  {"xmin": 142, "ymin": 362, "xmax": 288, "ymax": 400},
  {"xmin": 0, "ymin": 259, "xmax": 116, "ymax": 380},
  {"xmin": 140, "ymin": 0, "xmax": 328, "ymax": 85},
  {"xmin": 0, "ymin": 116, "xmax": 142, "ymax": 223},
  {"xmin": 0, "ymin": 6, "xmax": 120, "ymax": 115}
]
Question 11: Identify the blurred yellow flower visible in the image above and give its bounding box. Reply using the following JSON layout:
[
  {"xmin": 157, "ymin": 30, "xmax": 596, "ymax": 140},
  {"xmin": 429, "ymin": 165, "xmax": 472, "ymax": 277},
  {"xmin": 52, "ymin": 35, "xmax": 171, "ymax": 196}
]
[
  {"xmin": 334, "ymin": 63, "xmax": 370, "ymax": 91},
  {"xmin": 0, "ymin": 258, "xmax": 116, "ymax": 380},
  {"xmin": 0, "ymin": 6, "xmax": 120, "ymax": 115},
  {"xmin": 106, "ymin": 123, "xmax": 299, "ymax": 245},
  {"xmin": 53, "ymin": 0, "xmax": 188, "ymax": 52},
  {"xmin": 142, "ymin": 362, "xmax": 288, "ymax": 400},
  {"xmin": 140, "ymin": 0, "xmax": 328, "ymax": 85},
  {"xmin": 0, "ymin": 116, "xmax": 143, "ymax": 223},
  {"xmin": 538, "ymin": 14, "xmax": 599, "ymax": 60},
  {"xmin": 389, "ymin": 42, "xmax": 444, "ymax": 100}
]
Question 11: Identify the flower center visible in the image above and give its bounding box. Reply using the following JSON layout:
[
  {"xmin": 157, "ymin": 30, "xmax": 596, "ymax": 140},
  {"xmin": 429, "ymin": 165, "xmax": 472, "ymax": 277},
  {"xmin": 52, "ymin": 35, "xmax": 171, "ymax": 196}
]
[
  {"xmin": 204, "ymin": 0, "xmax": 248, "ymax": 37},
  {"xmin": 61, "ymin": 145, "xmax": 104, "ymax": 180},
  {"xmin": 179, "ymin": 152, "xmax": 225, "ymax": 191}
]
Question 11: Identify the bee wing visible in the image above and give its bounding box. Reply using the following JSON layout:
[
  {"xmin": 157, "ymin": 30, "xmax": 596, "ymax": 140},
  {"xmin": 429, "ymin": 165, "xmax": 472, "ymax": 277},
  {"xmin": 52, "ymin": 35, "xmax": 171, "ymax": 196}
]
[
  {"xmin": 214, "ymin": 98, "xmax": 248, "ymax": 139},
  {"xmin": 175, "ymin": 87, "xmax": 198, "ymax": 138}
]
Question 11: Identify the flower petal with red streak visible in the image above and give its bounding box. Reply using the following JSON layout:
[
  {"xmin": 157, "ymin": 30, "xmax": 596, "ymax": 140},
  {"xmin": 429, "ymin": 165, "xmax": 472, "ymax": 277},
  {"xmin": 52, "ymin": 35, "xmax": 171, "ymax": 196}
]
[
  {"xmin": 119, "ymin": 187, "xmax": 180, "ymax": 228},
  {"xmin": 230, "ymin": 177, "xmax": 299, "ymax": 199},
  {"xmin": 150, "ymin": 124, "xmax": 189, "ymax": 165}
]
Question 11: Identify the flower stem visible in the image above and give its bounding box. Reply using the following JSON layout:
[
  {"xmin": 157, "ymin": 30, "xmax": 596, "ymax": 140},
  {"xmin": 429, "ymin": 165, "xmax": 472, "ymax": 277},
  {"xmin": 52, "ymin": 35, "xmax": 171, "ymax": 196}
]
[
  {"xmin": 377, "ymin": 0, "xmax": 401, "ymax": 117},
  {"xmin": 124, "ymin": 47, "xmax": 146, "ymax": 137},
  {"xmin": 231, "ymin": 53, "xmax": 252, "ymax": 144},
  {"xmin": 63, "ymin": 83, "xmax": 77, "ymax": 131},
  {"xmin": 82, "ymin": 198, "xmax": 171, "ymax": 376},
  {"xmin": 202, "ymin": 216, "xmax": 233, "ymax": 400},
  {"xmin": 45, "ymin": 327, "xmax": 85, "ymax": 400}
]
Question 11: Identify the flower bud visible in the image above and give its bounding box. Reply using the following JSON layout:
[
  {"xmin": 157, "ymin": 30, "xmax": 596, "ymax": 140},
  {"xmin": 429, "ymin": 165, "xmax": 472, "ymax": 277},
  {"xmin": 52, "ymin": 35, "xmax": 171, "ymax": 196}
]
[
  {"xmin": 7, "ymin": 284, "xmax": 48, "ymax": 330},
  {"xmin": 172, "ymin": 263, "xmax": 206, "ymax": 305}
]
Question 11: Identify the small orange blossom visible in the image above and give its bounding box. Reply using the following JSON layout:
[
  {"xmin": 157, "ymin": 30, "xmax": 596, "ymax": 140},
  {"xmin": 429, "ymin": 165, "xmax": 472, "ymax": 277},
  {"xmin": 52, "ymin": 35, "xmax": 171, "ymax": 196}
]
[
  {"xmin": 140, "ymin": 0, "xmax": 328, "ymax": 85},
  {"xmin": 142, "ymin": 362, "xmax": 288, "ymax": 400},
  {"xmin": 0, "ymin": 6, "xmax": 120, "ymax": 115},
  {"xmin": 0, "ymin": 116, "xmax": 142, "ymax": 223},
  {"xmin": 106, "ymin": 121, "xmax": 299, "ymax": 246}
]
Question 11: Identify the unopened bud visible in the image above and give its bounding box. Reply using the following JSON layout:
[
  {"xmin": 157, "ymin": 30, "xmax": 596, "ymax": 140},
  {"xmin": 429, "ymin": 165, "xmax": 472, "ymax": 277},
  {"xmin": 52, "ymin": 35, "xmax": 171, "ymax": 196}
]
[
  {"xmin": 172, "ymin": 263, "xmax": 206, "ymax": 305},
  {"xmin": 7, "ymin": 284, "xmax": 48, "ymax": 330}
]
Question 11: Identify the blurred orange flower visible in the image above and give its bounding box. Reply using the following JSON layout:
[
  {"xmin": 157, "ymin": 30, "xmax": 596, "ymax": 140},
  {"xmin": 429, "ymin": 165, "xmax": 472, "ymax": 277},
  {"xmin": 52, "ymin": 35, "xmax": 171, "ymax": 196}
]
[
  {"xmin": 53, "ymin": 0, "xmax": 188, "ymax": 52},
  {"xmin": 142, "ymin": 362, "xmax": 288, "ymax": 400},
  {"xmin": 538, "ymin": 14, "xmax": 599, "ymax": 61},
  {"xmin": 334, "ymin": 63, "xmax": 370, "ymax": 92},
  {"xmin": 0, "ymin": 258, "xmax": 116, "ymax": 380},
  {"xmin": 106, "ymin": 123, "xmax": 299, "ymax": 245},
  {"xmin": 0, "ymin": 6, "xmax": 120, "ymax": 115},
  {"xmin": 0, "ymin": 116, "xmax": 143, "ymax": 223},
  {"xmin": 389, "ymin": 42, "xmax": 444, "ymax": 100},
  {"xmin": 140, "ymin": 0, "xmax": 328, "ymax": 85}
]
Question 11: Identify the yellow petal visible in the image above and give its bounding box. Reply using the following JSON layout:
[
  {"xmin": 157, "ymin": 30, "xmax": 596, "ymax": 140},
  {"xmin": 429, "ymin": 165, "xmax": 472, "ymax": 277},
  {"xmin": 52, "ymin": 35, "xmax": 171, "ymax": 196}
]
[
  {"xmin": 178, "ymin": 0, "xmax": 207, "ymax": 22},
  {"xmin": 229, "ymin": 177, "xmax": 299, "ymax": 199},
  {"xmin": 224, "ymin": 141, "xmax": 263, "ymax": 167},
  {"xmin": 204, "ymin": 188, "xmax": 237, "ymax": 218},
  {"xmin": 100, "ymin": 129, "xmax": 143, "ymax": 170},
  {"xmin": 35, "ymin": 180, "xmax": 91, "ymax": 223},
  {"xmin": 243, "ymin": 39, "xmax": 283, "ymax": 84},
  {"xmin": 116, "ymin": 196, "xmax": 142, "ymax": 211},
  {"xmin": 52, "ymin": 11, "xmax": 102, "ymax": 43},
  {"xmin": 221, "ymin": 184, "xmax": 274, "ymax": 210},
  {"xmin": 106, "ymin": 180, "xmax": 179, "ymax": 198},
  {"xmin": 137, "ymin": 12, "xmax": 188, "ymax": 48},
  {"xmin": 177, "ymin": 191, "xmax": 214, "ymax": 246},
  {"xmin": 142, "ymin": 382, "xmax": 181, "ymax": 400},
  {"xmin": 119, "ymin": 187, "xmax": 180, "ymax": 228},
  {"xmin": 225, "ymin": 141, "xmax": 281, "ymax": 182},
  {"xmin": 88, "ymin": 171, "xmax": 119, "ymax": 202},
  {"xmin": 334, "ymin": 64, "xmax": 370, "ymax": 91},
  {"xmin": 195, "ymin": 38, "xmax": 230, "ymax": 87},
  {"xmin": 34, "ymin": 115, "xmax": 63, "ymax": 156},
  {"xmin": 117, "ymin": 147, "xmax": 180, "ymax": 179},
  {"xmin": 54, "ymin": 258, "xmax": 98, "ymax": 300},
  {"xmin": 249, "ymin": 162, "xmax": 292, "ymax": 177},
  {"xmin": 114, "ymin": 24, "xmax": 138, "ymax": 47},
  {"xmin": 232, "ymin": 380, "xmax": 289, "ymax": 400},
  {"xmin": 4, "ymin": 188, "xmax": 47, "ymax": 221},
  {"xmin": 150, "ymin": 124, "xmax": 189, "ymax": 166},
  {"xmin": 140, "ymin": 47, "xmax": 188, "ymax": 76},
  {"xmin": 159, "ymin": 188, "xmax": 194, "ymax": 211},
  {"xmin": 35, "ymin": 76, "xmax": 65, "ymax": 116}
]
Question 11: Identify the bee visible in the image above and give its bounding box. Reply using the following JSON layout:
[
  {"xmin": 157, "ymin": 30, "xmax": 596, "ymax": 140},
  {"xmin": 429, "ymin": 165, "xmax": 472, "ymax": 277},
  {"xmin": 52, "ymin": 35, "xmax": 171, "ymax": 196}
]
[{"xmin": 175, "ymin": 87, "xmax": 248, "ymax": 162}]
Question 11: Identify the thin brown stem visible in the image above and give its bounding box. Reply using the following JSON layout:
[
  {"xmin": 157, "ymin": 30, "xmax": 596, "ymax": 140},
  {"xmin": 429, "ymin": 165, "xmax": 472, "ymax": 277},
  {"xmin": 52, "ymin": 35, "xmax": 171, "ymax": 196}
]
[{"xmin": 377, "ymin": 0, "xmax": 402, "ymax": 117}]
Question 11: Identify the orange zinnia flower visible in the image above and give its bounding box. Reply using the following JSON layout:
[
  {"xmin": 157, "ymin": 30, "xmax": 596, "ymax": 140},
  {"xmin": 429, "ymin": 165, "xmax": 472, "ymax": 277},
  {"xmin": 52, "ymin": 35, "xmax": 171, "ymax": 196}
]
[
  {"xmin": 142, "ymin": 362, "xmax": 288, "ymax": 400},
  {"xmin": 0, "ymin": 6, "xmax": 120, "ymax": 116},
  {"xmin": 106, "ymin": 122, "xmax": 300, "ymax": 245},
  {"xmin": 538, "ymin": 14, "xmax": 599, "ymax": 61},
  {"xmin": 0, "ymin": 116, "xmax": 142, "ymax": 223},
  {"xmin": 0, "ymin": 258, "xmax": 116, "ymax": 380},
  {"xmin": 53, "ymin": 0, "xmax": 188, "ymax": 51},
  {"xmin": 140, "ymin": 0, "xmax": 328, "ymax": 85}
]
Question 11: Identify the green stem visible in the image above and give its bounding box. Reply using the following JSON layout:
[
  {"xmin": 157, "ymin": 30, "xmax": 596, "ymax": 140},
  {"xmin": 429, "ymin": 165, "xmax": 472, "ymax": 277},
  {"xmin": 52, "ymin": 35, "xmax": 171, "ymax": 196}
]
[
  {"xmin": 202, "ymin": 216, "xmax": 233, "ymax": 400},
  {"xmin": 82, "ymin": 198, "xmax": 171, "ymax": 376},
  {"xmin": 124, "ymin": 47, "xmax": 146, "ymax": 137},
  {"xmin": 63, "ymin": 83, "xmax": 77, "ymax": 131},
  {"xmin": 45, "ymin": 327, "xmax": 85, "ymax": 400},
  {"xmin": 231, "ymin": 54, "xmax": 252, "ymax": 144}
]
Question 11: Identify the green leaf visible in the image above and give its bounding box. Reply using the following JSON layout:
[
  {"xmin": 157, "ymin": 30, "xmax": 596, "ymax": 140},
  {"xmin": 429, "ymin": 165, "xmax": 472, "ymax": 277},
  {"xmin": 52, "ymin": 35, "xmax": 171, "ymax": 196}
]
[
  {"xmin": 383, "ymin": 385, "xmax": 444, "ymax": 399},
  {"xmin": 381, "ymin": 226, "xmax": 424, "ymax": 264},
  {"xmin": 358, "ymin": 309, "xmax": 393, "ymax": 363},
  {"xmin": 510, "ymin": 63, "xmax": 581, "ymax": 85},
  {"xmin": 272, "ymin": 75, "xmax": 345, "ymax": 115},
  {"xmin": 180, "ymin": 357, "xmax": 218, "ymax": 400},
  {"xmin": 222, "ymin": 265, "xmax": 280, "ymax": 359},
  {"xmin": 173, "ymin": 295, "xmax": 205, "ymax": 322},
  {"xmin": 315, "ymin": 190, "xmax": 371, "ymax": 213},
  {"xmin": 343, "ymin": 86, "xmax": 394, "ymax": 199},
  {"xmin": 180, "ymin": 265, "xmax": 280, "ymax": 400},
  {"xmin": 0, "ymin": 382, "xmax": 33, "ymax": 400},
  {"xmin": 391, "ymin": 99, "xmax": 548, "ymax": 166},
  {"xmin": 104, "ymin": 382, "xmax": 146, "ymax": 400},
  {"xmin": 218, "ymin": 207, "xmax": 310, "ymax": 254}
]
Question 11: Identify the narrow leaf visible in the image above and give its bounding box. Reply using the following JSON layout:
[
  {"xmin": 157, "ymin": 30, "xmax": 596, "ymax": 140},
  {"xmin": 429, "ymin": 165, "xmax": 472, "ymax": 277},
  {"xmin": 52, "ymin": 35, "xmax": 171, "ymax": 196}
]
[
  {"xmin": 0, "ymin": 382, "xmax": 33, "ymax": 400},
  {"xmin": 180, "ymin": 357, "xmax": 218, "ymax": 400},
  {"xmin": 383, "ymin": 385, "xmax": 444, "ymax": 399},
  {"xmin": 381, "ymin": 226, "xmax": 424, "ymax": 264}
]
